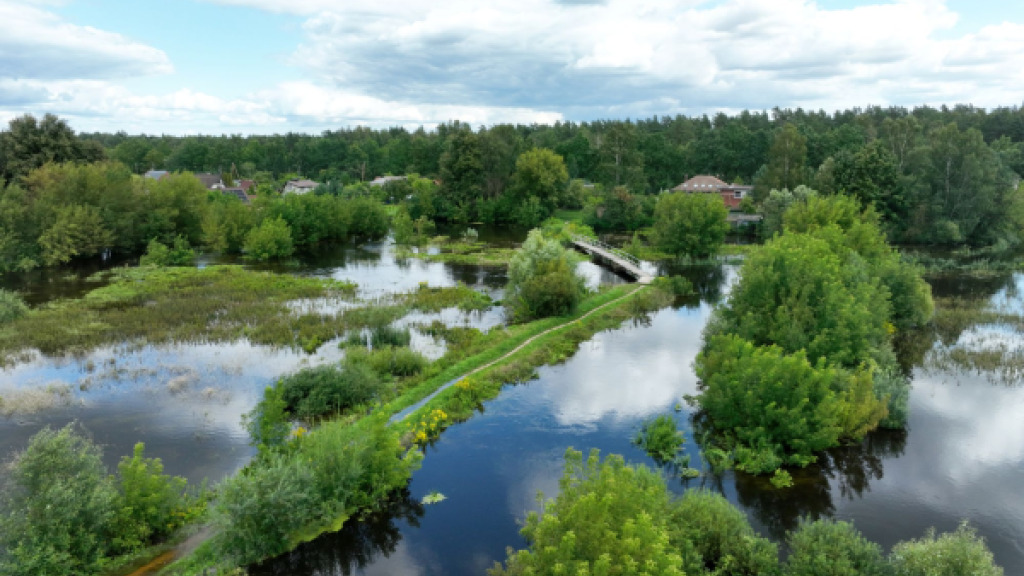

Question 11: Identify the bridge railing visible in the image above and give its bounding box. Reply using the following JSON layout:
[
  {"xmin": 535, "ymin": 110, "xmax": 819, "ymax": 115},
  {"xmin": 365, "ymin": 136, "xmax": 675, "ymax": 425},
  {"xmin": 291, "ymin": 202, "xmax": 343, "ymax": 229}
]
[{"xmin": 569, "ymin": 234, "xmax": 644, "ymax": 270}]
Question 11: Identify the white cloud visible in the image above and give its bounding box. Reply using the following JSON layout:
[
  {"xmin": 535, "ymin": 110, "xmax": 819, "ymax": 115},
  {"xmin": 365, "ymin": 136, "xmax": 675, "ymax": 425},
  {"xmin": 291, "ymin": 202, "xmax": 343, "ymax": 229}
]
[{"xmin": 0, "ymin": 1, "xmax": 172, "ymax": 80}]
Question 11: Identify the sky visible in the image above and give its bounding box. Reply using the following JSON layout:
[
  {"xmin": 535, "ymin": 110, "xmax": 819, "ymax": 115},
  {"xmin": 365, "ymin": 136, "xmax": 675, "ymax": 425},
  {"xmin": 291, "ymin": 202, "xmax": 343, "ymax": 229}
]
[{"xmin": 1, "ymin": 0, "xmax": 1022, "ymax": 135}]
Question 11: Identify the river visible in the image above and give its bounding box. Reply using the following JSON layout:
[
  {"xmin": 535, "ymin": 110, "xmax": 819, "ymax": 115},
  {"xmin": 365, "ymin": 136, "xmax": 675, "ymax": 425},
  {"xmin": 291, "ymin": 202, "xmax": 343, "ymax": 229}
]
[{"xmin": 1, "ymin": 230, "xmax": 1022, "ymax": 574}]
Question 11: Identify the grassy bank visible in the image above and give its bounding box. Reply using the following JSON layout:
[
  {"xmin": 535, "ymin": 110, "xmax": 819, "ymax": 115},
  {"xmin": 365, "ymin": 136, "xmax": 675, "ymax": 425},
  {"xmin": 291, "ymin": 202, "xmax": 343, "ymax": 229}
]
[
  {"xmin": 162, "ymin": 283, "xmax": 660, "ymax": 575},
  {"xmin": 396, "ymin": 239, "xmax": 516, "ymax": 266}
]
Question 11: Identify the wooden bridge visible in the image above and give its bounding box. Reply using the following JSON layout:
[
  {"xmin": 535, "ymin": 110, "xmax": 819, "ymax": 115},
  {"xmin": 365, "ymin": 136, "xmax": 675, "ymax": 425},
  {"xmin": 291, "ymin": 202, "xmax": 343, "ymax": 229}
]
[{"xmin": 570, "ymin": 234, "xmax": 655, "ymax": 285}]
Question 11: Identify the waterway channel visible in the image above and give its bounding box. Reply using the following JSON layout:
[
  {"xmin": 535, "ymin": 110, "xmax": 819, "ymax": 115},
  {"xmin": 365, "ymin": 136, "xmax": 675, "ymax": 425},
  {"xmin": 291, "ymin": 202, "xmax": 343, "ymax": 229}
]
[{"xmin": 1, "ymin": 230, "xmax": 1022, "ymax": 574}]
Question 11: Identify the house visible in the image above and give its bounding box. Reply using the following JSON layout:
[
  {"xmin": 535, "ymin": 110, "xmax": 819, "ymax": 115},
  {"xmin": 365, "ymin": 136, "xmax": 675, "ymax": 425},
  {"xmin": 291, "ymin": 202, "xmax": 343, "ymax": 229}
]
[
  {"xmin": 369, "ymin": 175, "xmax": 406, "ymax": 187},
  {"xmin": 671, "ymin": 175, "xmax": 752, "ymax": 211},
  {"xmin": 195, "ymin": 173, "xmax": 224, "ymax": 190},
  {"xmin": 144, "ymin": 170, "xmax": 169, "ymax": 181},
  {"xmin": 238, "ymin": 179, "xmax": 255, "ymax": 193},
  {"xmin": 283, "ymin": 179, "xmax": 320, "ymax": 195}
]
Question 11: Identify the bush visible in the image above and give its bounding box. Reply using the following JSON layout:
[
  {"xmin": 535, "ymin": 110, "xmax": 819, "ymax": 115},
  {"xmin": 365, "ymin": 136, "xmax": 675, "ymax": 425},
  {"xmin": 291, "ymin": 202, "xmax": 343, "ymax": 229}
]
[
  {"xmin": 489, "ymin": 449, "xmax": 687, "ymax": 576},
  {"xmin": 889, "ymin": 522, "xmax": 1003, "ymax": 576},
  {"xmin": 651, "ymin": 275, "xmax": 694, "ymax": 296},
  {"xmin": 363, "ymin": 346, "xmax": 427, "ymax": 377},
  {"xmin": 634, "ymin": 414, "xmax": 686, "ymax": 464},
  {"xmin": 348, "ymin": 198, "xmax": 389, "ymax": 238},
  {"xmin": 371, "ymin": 325, "xmax": 412, "ymax": 348},
  {"xmin": 278, "ymin": 363, "xmax": 384, "ymax": 420},
  {"xmin": 244, "ymin": 216, "xmax": 294, "ymax": 261},
  {"xmin": 0, "ymin": 424, "xmax": 118, "ymax": 576},
  {"xmin": 505, "ymin": 230, "xmax": 587, "ymax": 322},
  {"xmin": 784, "ymin": 519, "xmax": 889, "ymax": 576},
  {"xmin": 710, "ymin": 231, "xmax": 890, "ymax": 368},
  {"xmin": 139, "ymin": 235, "xmax": 194, "ymax": 267},
  {"xmin": 111, "ymin": 443, "xmax": 190, "ymax": 552},
  {"xmin": 243, "ymin": 384, "xmax": 291, "ymax": 450},
  {"xmin": 667, "ymin": 489, "xmax": 779, "ymax": 576},
  {"xmin": 0, "ymin": 289, "xmax": 28, "ymax": 323},
  {"xmin": 694, "ymin": 335, "xmax": 886, "ymax": 473},
  {"xmin": 873, "ymin": 365, "xmax": 911, "ymax": 428},
  {"xmin": 212, "ymin": 453, "xmax": 316, "ymax": 565},
  {"xmin": 653, "ymin": 191, "xmax": 730, "ymax": 258}
]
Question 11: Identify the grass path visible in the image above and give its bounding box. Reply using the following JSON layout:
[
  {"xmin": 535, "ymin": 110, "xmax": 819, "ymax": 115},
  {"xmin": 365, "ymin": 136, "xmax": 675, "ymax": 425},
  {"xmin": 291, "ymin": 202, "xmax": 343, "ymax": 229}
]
[{"xmin": 390, "ymin": 284, "xmax": 645, "ymax": 423}]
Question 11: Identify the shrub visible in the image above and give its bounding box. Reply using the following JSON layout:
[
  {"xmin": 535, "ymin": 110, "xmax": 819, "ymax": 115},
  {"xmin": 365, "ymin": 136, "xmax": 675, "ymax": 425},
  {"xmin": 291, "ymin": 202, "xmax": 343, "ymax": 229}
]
[
  {"xmin": 244, "ymin": 216, "xmax": 294, "ymax": 261},
  {"xmin": 651, "ymin": 275, "xmax": 694, "ymax": 296},
  {"xmin": 489, "ymin": 449, "xmax": 687, "ymax": 576},
  {"xmin": 0, "ymin": 289, "xmax": 28, "ymax": 323},
  {"xmin": 212, "ymin": 453, "xmax": 317, "ymax": 565},
  {"xmin": 889, "ymin": 522, "xmax": 1003, "ymax": 576},
  {"xmin": 505, "ymin": 230, "xmax": 587, "ymax": 322},
  {"xmin": 667, "ymin": 489, "xmax": 779, "ymax": 576},
  {"xmin": 111, "ymin": 443, "xmax": 190, "ymax": 552},
  {"xmin": 653, "ymin": 191, "xmax": 730, "ymax": 258},
  {"xmin": 347, "ymin": 198, "xmax": 389, "ymax": 238},
  {"xmin": 872, "ymin": 365, "xmax": 911, "ymax": 429},
  {"xmin": 243, "ymin": 384, "xmax": 291, "ymax": 450},
  {"xmin": 694, "ymin": 335, "xmax": 886, "ymax": 473},
  {"xmin": 370, "ymin": 325, "xmax": 412, "ymax": 348},
  {"xmin": 139, "ymin": 236, "xmax": 194, "ymax": 267},
  {"xmin": 0, "ymin": 424, "xmax": 118, "ymax": 576},
  {"xmin": 365, "ymin": 346, "xmax": 427, "ymax": 377},
  {"xmin": 278, "ymin": 363, "xmax": 384, "ymax": 420},
  {"xmin": 634, "ymin": 414, "xmax": 685, "ymax": 464},
  {"xmin": 784, "ymin": 519, "xmax": 889, "ymax": 576}
]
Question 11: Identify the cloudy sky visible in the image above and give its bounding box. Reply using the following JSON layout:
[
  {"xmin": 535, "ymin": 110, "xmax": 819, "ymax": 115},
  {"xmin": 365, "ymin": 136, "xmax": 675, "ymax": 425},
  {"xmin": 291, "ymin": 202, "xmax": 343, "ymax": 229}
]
[{"xmin": 1, "ymin": 0, "xmax": 1022, "ymax": 134}]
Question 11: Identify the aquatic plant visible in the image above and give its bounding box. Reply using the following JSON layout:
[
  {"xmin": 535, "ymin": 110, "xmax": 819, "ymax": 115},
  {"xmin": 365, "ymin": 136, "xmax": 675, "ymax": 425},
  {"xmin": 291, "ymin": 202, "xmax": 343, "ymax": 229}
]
[
  {"xmin": 771, "ymin": 469, "xmax": 794, "ymax": 489},
  {"xmin": 371, "ymin": 325, "xmax": 412, "ymax": 348},
  {"xmin": 634, "ymin": 414, "xmax": 686, "ymax": 464},
  {"xmin": 422, "ymin": 491, "xmax": 447, "ymax": 505}
]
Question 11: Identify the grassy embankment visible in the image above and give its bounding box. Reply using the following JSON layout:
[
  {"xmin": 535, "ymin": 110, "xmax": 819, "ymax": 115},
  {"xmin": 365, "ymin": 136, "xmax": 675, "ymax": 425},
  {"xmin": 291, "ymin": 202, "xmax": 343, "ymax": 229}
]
[{"xmin": 163, "ymin": 283, "xmax": 664, "ymax": 575}]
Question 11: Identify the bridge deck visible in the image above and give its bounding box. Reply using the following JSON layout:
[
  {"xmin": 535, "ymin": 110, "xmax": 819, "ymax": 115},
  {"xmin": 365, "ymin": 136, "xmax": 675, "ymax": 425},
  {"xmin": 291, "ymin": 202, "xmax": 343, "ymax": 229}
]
[{"xmin": 570, "ymin": 235, "xmax": 654, "ymax": 284}]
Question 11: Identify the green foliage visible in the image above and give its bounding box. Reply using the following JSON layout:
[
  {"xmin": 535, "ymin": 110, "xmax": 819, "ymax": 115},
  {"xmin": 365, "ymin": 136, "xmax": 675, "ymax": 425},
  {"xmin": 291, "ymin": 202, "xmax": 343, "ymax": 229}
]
[
  {"xmin": 212, "ymin": 452, "xmax": 317, "ymax": 565},
  {"xmin": 667, "ymin": 489, "xmax": 779, "ymax": 576},
  {"xmin": 585, "ymin": 185, "xmax": 652, "ymax": 232},
  {"xmin": 0, "ymin": 113, "xmax": 103, "ymax": 182},
  {"xmin": 203, "ymin": 195, "xmax": 253, "ymax": 253},
  {"xmin": 489, "ymin": 449, "xmax": 687, "ymax": 576},
  {"xmin": 756, "ymin": 124, "xmax": 810, "ymax": 200},
  {"xmin": 244, "ymin": 385, "xmax": 291, "ymax": 450},
  {"xmin": 439, "ymin": 128, "xmax": 485, "ymax": 220},
  {"xmin": 361, "ymin": 346, "xmax": 427, "ymax": 377},
  {"xmin": 0, "ymin": 289, "xmax": 28, "ymax": 323},
  {"xmin": 347, "ymin": 197, "xmax": 390, "ymax": 238},
  {"xmin": 889, "ymin": 522, "xmax": 1003, "ymax": 576},
  {"xmin": 38, "ymin": 204, "xmax": 114, "ymax": 265},
  {"xmin": 111, "ymin": 443, "xmax": 191, "ymax": 551},
  {"xmin": 634, "ymin": 414, "xmax": 686, "ymax": 464},
  {"xmin": 508, "ymin": 148, "xmax": 569, "ymax": 226},
  {"xmin": 371, "ymin": 325, "xmax": 412, "ymax": 348},
  {"xmin": 872, "ymin": 365, "xmax": 911, "ymax": 428},
  {"xmin": 139, "ymin": 236, "xmax": 194, "ymax": 267},
  {"xmin": 694, "ymin": 335, "xmax": 886, "ymax": 473},
  {"xmin": 0, "ymin": 424, "xmax": 117, "ymax": 576},
  {"xmin": 506, "ymin": 229, "xmax": 588, "ymax": 321},
  {"xmin": 761, "ymin": 185, "xmax": 817, "ymax": 239},
  {"xmin": 711, "ymin": 232, "xmax": 890, "ymax": 367},
  {"xmin": 651, "ymin": 275, "xmax": 694, "ymax": 296},
  {"xmin": 771, "ymin": 469, "xmax": 793, "ymax": 489},
  {"xmin": 653, "ymin": 192, "xmax": 730, "ymax": 258},
  {"xmin": 244, "ymin": 216, "xmax": 294, "ymax": 261},
  {"xmin": 784, "ymin": 519, "xmax": 889, "ymax": 576},
  {"xmin": 277, "ymin": 363, "xmax": 385, "ymax": 420}
]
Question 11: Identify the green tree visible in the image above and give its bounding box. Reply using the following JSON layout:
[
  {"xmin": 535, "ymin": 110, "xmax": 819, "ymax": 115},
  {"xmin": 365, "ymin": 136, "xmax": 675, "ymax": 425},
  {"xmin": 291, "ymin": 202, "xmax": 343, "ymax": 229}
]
[
  {"xmin": 0, "ymin": 289, "xmax": 28, "ymax": 323},
  {"xmin": 667, "ymin": 489, "xmax": 779, "ymax": 575},
  {"xmin": 756, "ymin": 124, "xmax": 809, "ymax": 200},
  {"xmin": 889, "ymin": 522, "xmax": 1003, "ymax": 576},
  {"xmin": 832, "ymin": 141, "xmax": 907, "ymax": 228},
  {"xmin": 111, "ymin": 443, "xmax": 189, "ymax": 551},
  {"xmin": 0, "ymin": 114, "xmax": 105, "ymax": 182},
  {"xmin": 0, "ymin": 425, "xmax": 118, "ymax": 576},
  {"xmin": 510, "ymin": 148, "xmax": 569, "ymax": 215},
  {"xmin": 203, "ymin": 196, "xmax": 254, "ymax": 253},
  {"xmin": 244, "ymin": 217, "xmax": 294, "ymax": 261},
  {"xmin": 596, "ymin": 122, "xmax": 646, "ymax": 192},
  {"xmin": 694, "ymin": 335, "xmax": 885, "ymax": 472},
  {"xmin": 439, "ymin": 129, "xmax": 485, "ymax": 220},
  {"xmin": 784, "ymin": 519, "xmax": 889, "ymax": 576},
  {"xmin": 38, "ymin": 204, "xmax": 114, "ymax": 265},
  {"xmin": 505, "ymin": 230, "xmax": 587, "ymax": 321},
  {"xmin": 490, "ymin": 449, "xmax": 687, "ymax": 576},
  {"xmin": 709, "ymin": 232, "xmax": 890, "ymax": 367},
  {"xmin": 653, "ymin": 192, "xmax": 730, "ymax": 258},
  {"xmin": 761, "ymin": 185, "xmax": 817, "ymax": 239},
  {"xmin": 139, "ymin": 236, "xmax": 194, "ymax": 267}
]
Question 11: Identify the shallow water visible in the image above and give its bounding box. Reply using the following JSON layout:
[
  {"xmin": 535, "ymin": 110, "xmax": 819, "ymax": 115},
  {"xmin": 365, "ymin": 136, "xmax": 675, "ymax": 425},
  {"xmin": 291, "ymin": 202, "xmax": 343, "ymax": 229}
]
[{"xmin": 252, "ymin": 269, "xmax": 1024, "ymax": 576}]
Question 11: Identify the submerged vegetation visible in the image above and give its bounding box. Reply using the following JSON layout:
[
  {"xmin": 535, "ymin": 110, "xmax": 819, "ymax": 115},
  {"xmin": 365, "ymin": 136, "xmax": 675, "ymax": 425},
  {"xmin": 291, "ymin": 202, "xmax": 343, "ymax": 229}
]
[{"xmin": 490, "ymin": 449, "xmax": 1004, "ymax": 576}]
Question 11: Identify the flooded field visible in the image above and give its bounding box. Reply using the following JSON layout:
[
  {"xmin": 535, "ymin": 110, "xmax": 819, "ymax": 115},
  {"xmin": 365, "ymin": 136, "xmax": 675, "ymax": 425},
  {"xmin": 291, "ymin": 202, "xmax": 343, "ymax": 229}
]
[{"xmin": 2, "ymin": 234, "xmax": 1022, "ymax": 574}]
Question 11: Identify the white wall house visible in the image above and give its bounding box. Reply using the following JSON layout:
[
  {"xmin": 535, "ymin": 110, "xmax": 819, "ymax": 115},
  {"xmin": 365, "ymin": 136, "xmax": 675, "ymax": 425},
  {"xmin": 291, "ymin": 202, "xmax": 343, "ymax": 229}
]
[{"xmin": 283, "ymin": 179, "xmax": 319, "ymax": 195}]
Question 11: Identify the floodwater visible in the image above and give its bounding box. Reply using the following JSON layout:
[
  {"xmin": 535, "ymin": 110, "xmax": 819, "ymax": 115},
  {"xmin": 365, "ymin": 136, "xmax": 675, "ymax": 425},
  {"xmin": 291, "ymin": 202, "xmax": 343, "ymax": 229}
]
[{"xmin": 2, "ymin": 235, "xmax": 1023, "ymax": 574}]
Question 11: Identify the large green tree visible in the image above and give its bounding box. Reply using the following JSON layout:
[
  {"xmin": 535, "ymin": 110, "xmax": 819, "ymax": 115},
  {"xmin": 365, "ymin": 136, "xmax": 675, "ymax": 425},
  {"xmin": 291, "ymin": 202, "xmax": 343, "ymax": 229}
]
[
  {"xmin": 0, "ymin": 114, "xmax": 105, "ymax": 182},
  {"xmin": 438, "ymin": 129, "xmax": 485, "ymax": 220},
  {"xmin": 509, "ymin": 148, "xmax": 569, "ymax": 225},
  {"xmin": 653, "ymin": 192, "xmax": 729, "ymax": 258},
  {"xmin": 756, "ymin": 124, "xmax": 809, "ymax": 200},
  {"xmin": 831, "ymin": 141, "xmax": 908, "ymax": 228},
  {"xmin": 595, "ymin": 122, "xmax": 646, "ymax": 192}
]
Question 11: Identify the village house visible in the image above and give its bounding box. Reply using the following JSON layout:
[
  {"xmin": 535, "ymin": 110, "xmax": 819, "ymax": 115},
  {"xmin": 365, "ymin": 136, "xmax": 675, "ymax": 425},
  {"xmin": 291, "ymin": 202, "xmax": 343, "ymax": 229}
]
[
  {"xmin": 194, "ymin": 173, "xmax": 224, "ymax": 190},
  {"xmin": 283, "ymin": 179, "xmax": 320, "ymax": 195},
  {"xmin": 671, "ymin": 175, "xmax": 752, "ymax": 211},
  {"xmin": 143, "ymin": 169, "xmax": 169, "ymax": 181},
  {"xmin": 369, "ymin": 175, "xmax": 406, "ymax": 187}
]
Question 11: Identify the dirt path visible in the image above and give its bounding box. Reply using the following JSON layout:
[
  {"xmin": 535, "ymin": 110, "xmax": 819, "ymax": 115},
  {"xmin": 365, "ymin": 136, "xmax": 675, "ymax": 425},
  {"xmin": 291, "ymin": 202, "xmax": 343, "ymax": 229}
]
[{"xmin": 390, "ymin": 284, "xmax": 645, "ymax": 423}]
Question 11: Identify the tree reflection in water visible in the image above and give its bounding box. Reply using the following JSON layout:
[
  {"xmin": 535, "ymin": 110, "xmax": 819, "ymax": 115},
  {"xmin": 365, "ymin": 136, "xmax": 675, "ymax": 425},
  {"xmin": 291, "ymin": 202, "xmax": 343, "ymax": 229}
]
[
  {"xmin": 248, "ymin": 489, "xmax": 424, "ymax": 576},
  {"xmin": 729, "ymin": 428, "xmax": 907, "ymax": 542}
]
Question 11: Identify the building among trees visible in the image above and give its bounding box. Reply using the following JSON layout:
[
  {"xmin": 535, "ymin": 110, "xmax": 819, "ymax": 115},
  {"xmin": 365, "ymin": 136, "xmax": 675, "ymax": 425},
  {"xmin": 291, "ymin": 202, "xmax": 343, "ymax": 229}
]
[{"xmin": 672, "ymin": 175, "xmax": 752, "ymax": 210}]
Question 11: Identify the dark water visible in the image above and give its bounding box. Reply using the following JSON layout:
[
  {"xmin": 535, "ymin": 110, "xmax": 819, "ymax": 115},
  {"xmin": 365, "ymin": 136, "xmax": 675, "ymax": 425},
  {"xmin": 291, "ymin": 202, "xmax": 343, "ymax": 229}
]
[{"xmin": 252, "ymin": 269, "xmax": 1024, "ymax": 576}]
